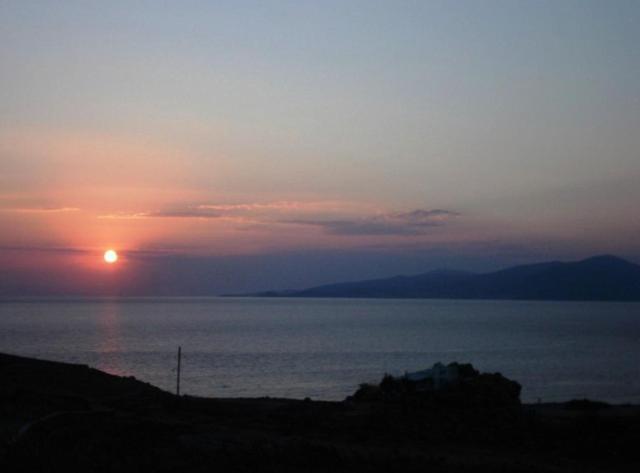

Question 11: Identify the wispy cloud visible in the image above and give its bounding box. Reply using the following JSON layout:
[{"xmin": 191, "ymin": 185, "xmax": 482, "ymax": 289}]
[
  {"xmin": 97, "ymin": 200, "xmax": 353, "ymax": 220},
  {"xmin": 389, "ymin": 209, "xmax": 459, "ymax": 225},
  {"xmin": 97, "ymin": 202, "xmax": 460, "ymax": 236},
  {"xmin": 0, "ymin": 244, "xmax": 191, "ymax": 257},
  {"xmin": 195, "ymin": 201, "xmax": 321, "ymax": 212},
  {"xmin": 284, "ymin": 209, "xmax": 459, "ymax": 236},
  {"xmin": 97, "ymin": 212, "xmax": 152, "ymax": 220},
  {"xmin": 0, "ymin": 245, "xmax": 89, "ymax": 254},
  {"xmin": 0, "ymin": 206, "xmax": 80, "ymax": 214},
  {"xmin": 147, "ymin": 208, "xmax": 223, "ymax": 219},
  {"xmin": 98, "ymin": 208, "xmax": 222, "ymax": 220}
]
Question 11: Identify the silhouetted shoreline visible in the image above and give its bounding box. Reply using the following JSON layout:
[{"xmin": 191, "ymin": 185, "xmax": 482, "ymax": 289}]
[{"xmin": 1, "ymin": 352, "xmax": 638, "ymax": 472}]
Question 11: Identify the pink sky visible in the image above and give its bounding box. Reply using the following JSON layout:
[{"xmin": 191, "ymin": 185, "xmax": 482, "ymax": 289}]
[{"xmin": 2, "ymin": 2, "xmax": 639, "ymax": 294}]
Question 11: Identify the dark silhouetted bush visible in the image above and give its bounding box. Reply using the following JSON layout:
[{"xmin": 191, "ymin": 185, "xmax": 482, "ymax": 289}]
[{"xmin": 350, "ymin": 363, "xmax": 520, "ymax": 407}]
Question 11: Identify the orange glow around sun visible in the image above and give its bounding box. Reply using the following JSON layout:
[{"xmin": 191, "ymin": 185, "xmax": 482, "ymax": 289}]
[{"xmin": 104, "ymin": 249, "xmax": 118, "ymax": 264}]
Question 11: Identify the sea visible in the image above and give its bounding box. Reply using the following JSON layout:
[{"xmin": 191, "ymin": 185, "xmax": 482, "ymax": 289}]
[{"xmin": 1, "ymin": 297, "xmax": 639, "ymax": 403}]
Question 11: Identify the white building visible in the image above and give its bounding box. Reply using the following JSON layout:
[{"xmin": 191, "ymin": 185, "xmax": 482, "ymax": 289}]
[{"xmin": 405, "ymin": 362, "xmax": 460, "ymax": 389}]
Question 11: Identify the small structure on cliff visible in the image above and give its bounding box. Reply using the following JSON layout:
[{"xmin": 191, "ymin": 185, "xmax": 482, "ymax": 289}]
[
  {"xmin": 404, "ymin": 362, "xmax": 479, "ymax": 389},
  {"xmin": 350, "ymin": 362, "xmax": 521, "ymax": 406},
  {"xmin": 406, "ymin": 362, "xmax": 454, "ymax": 388}
]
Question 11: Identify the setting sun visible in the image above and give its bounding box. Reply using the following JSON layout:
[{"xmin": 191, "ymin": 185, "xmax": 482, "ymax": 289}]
[{"xmin": 104, "ymin": 249, "xmax": 118, "ymax": 264}]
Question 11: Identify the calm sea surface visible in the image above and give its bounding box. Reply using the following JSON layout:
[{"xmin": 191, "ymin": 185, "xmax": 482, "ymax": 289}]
[{"xmin": 1, "ymin": 298, "xmax": 639, "ymax": 403}]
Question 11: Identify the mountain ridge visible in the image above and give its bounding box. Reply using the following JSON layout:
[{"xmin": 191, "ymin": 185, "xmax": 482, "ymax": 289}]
[{"xmin": 231, "ymin": 255, "xmax": 640, "ymax": 301}]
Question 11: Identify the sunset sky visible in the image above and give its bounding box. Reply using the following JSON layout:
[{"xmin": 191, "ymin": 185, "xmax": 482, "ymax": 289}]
[{"xmin": 1, "ymin": 1, "xmax": 639, "ymax": 295}]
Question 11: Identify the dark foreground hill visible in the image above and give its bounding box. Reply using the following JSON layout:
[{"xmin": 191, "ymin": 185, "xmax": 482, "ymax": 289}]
[
  {"xmin": 2, "ymin": 352, "xmax": 640, "ymax": 472},
  {"xmin": 251, "ymin": 255, "xmax": 640, "ymax": 300}
]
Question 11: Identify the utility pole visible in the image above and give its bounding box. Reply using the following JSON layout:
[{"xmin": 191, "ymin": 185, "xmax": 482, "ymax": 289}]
[{"xmin": 176, "ymin": 346, "xmax": 182, "ymax": 396}]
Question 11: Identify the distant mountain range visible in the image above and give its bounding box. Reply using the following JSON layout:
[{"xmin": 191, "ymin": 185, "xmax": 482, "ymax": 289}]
[{"xmin": 233, "ymin": 255, "xmax": 640, "ymax": 301}]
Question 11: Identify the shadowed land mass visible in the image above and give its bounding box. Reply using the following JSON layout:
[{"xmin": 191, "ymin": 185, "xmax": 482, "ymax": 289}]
[
  {"xmin": 1, "ymin": 352, "xmax": 639, "ymax": 472},
  {"xmin": 236, "ymin": 255, "xmax": 640, "ymax": 301}
]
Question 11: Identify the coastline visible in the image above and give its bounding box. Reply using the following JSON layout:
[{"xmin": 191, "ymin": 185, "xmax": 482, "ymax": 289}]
[{"xmin": 1, "ymin": 352, "xmax": 639, "ymax": 472}]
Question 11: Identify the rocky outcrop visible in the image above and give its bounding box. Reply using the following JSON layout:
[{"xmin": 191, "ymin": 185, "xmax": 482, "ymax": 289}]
[{"xmin": 349, "ymin": 362, "xmax": 521, "ymax": 407}]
